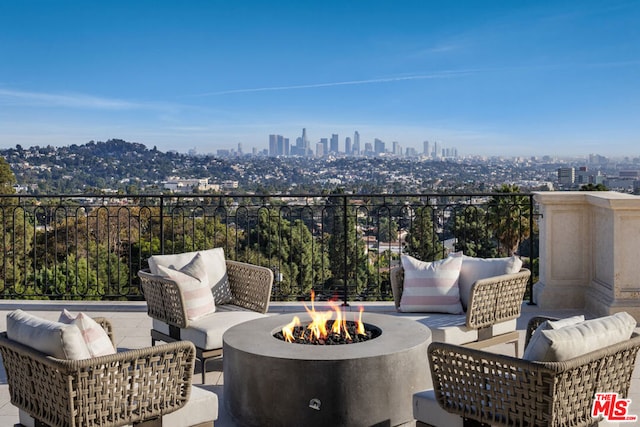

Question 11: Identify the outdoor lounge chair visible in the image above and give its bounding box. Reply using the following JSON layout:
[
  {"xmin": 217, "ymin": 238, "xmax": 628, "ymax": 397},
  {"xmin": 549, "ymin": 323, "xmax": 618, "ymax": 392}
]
[
  {"xmin": 0, "ymin": 313, "xmax": 218, "ymax": 427},
  {"xmin": 390, "ymin": 254, "xmax": 530, "ymax": 353},
  {"xmin": 138, "ymin": 248, "xmax": 273, "ymax": 383},
  {"xmin": 422, "ymin": 314, "xmax": 640, "ymax": 427}
]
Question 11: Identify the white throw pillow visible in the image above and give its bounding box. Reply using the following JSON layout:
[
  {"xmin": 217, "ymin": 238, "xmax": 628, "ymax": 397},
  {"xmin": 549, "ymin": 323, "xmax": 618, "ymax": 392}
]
[
  {"xmin": 6, "ymin": 309, "xmax": 91, "ymax": 360},
  {"xmin": 157, "ymin": 254, "xmax": 217, "ymax": 320},
  {"xmin": 458, "ymin": 255, "xmax": 523, "ymax": 309},
  {"xmin": 523, "ymin": 312, "xmax": 637, "ymax": 362},
  {"xmin": 522, "ymin": 315, "xmax": 584, "ymax": 360},
  {"xmin": 59, "ymin": 309, "xmax": 117, "ymax": 357},
  {"xmin": 148, "ymin": 247, "xmax": 233, "ymax": 304},
  {"xmin": 399, "ymin": 254, "xmax": 464, "ymax": 314}
]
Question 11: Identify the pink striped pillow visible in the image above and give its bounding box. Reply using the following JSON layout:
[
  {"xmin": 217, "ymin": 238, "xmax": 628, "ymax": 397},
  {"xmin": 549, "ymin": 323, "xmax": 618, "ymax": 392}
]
[
  {"xmin": 399, "ymin": 254, "xmax": 464, "ymax": 314},
  {"xmin": 157, "ymin": 257, "xmax": 216, "ymax": 321},
  {"xmin": 59, "ymin": 309, "xmax": 116, "ymax": 357}
]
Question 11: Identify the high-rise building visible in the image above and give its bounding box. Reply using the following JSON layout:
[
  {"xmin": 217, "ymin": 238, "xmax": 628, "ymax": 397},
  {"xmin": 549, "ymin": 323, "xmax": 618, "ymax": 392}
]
[
  {"xmin": 433, "ymin": 141, "xmax": 441, "ymax": 158},
  {"xmin": 269, "ymin": 134, "xmax": 278, "ymax": 156},
  {"xmin": 320, "ymin": 138, "xmax": 329, "ymax": 156},
  {"xmin": 392, "ymin": 141, "xmax": 401, "ymax": 156},
  {"xmin": 345, "ymin": 137, "xmax": 352, "ymax": 155},
  {"xmin": 374, "ymin": 138, "xmax": 385, "ymax": 154},
  {"xmin": 330, "ymin": 134, "xmax": 339, "ymax": 153},
  {"xmin": 353, "ymin": 131, "xmax": 360, "ymax": 155},
  {"xmin": 557, "ymin": 167, "xmax": 575, "ymax": 185},
  {"xmin": 364, "ymin": 142, "xmax": 373, "ymax": 154},
  {"xmin": 423, "ymin": 140, "xmax": 430, "ymax": 157},
  {"xmin": 269, "ymin": 135, "xmax": 288, "ymax": 156},
  {"xmin": 302, "ymin": 128, "xmax": 310, "ymax": 156}
]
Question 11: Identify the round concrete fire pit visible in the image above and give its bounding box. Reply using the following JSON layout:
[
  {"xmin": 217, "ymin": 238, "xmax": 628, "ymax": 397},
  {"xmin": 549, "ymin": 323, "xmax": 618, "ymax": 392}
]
[{"xmin": 223, "ymin": 312, "xmax": 431, "ymax": 427}]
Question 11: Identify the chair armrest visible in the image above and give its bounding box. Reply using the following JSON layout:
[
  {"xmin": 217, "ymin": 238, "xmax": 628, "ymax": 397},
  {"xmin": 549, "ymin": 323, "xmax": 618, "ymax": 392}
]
[
  {"xmin": 226, "ymin": 260, "xmax": 273, "ymax": 314},
  {"xmin": 466, "ymin": 268, "xmax": 530, "ymax": 329},
  {"xmin": 389, "ymin": 266, "xmax": 403, "ymax": 310},
  {"xmin": 0, "ymin": 334, "xmax": 196, "ymax": 427},
  {"xmin": 138, "ymin": 269, "xmax": 189, "ymax": 328},
  {"xmin": 429, "ymin": 335, "xmax": 640, "ymax": 427}
]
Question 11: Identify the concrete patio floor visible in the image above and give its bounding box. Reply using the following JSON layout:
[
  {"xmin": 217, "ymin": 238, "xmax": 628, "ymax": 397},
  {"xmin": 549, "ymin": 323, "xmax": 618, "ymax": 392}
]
[{"xmin": 0, "ymin": 300, "xmax": 638, "ymax": 426}]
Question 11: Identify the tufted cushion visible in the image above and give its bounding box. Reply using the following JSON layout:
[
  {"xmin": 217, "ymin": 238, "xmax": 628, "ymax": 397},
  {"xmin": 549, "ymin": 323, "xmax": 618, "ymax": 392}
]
[
  {"xmin": 6, "ymin": 309, "xmax": 91, "ymax": 360},
  {"xmin": 523, "ymin": 312, "xmax": 637, "ymax": 362},
  {"xmin": 157, "ymin": 254, "xmax": 217, "ymax": 321},
  {"xmin": 58, "ymin": 309, "xmax": 116, "ymax": 357},
  {"xmin": 149, "ymin": 247, "xmax": 233, "ymax": 304},
  {"xmin": 459, "ymin": 255, "xmax": 523, "ymax": 310},
  {"xmin": 399, "ymin": 254, "xmax": 464, "ymax": 314}
]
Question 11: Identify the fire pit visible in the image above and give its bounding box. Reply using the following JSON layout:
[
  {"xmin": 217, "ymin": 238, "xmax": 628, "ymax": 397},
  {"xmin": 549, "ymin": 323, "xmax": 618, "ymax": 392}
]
[{"xmin": 223, "ymin": 309, "xmax": 431, "ymax": 427}]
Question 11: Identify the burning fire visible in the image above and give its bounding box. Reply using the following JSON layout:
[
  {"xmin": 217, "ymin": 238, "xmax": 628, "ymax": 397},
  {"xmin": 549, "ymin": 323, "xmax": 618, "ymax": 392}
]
[{"xmin": 281, "ymin": 290, "xmax": 366, "ymax": 343}]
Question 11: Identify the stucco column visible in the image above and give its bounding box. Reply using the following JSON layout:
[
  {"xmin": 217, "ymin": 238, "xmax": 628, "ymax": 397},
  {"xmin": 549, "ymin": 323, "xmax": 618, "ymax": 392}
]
[
  {"xmin": 586, "ymin": 194, "xmax": 640, "ymax": 318},
  {"xmin": 533, "ymin": 192, "xmax": 591, "ymax": 310},
  {"xmin": 533, "ymin": 191, "xmax": 640, "ymax": 319}
]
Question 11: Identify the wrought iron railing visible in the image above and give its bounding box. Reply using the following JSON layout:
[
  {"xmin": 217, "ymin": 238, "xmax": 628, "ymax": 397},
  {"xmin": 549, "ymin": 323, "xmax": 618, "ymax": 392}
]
[{"xmin": 0, "ymin": 193, "xmax": 538, "ymax": 303}]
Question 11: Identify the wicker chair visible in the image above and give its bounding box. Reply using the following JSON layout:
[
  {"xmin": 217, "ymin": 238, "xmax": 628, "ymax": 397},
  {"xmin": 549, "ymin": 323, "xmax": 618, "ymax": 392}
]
[
  {"xmin": 390, "ymin": 266, "xmax": 530, "ymax": 353},
  {"xmin": 0, "ymin": 317, "xmax": 197, "ymax": 427},
  {"xmin": 427, "ymin": 316, "xmax": 640, "ymax": 427},
  {"xmin": 138, "ymin": 259, "xmax": 273, "ymax": 383}
]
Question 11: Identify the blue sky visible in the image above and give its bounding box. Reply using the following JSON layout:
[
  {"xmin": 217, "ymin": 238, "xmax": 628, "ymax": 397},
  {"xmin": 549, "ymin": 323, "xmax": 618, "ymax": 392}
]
[{"xmin": 1, "ymin": 1, "xmax": 639, "ymax": 157}]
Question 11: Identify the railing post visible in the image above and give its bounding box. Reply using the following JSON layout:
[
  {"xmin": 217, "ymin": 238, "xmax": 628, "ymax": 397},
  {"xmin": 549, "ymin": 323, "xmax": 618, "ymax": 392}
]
[
  {"xmin": 528, "ymin": 194, "xmax": 535, "ymax": 305},
  {"xmin": 159, "ymin": 195, "xmax": 165, "ymax": 255},
  {"xmin": 342, "ymin": 194, "xmax": 349, "ymax": 306}
]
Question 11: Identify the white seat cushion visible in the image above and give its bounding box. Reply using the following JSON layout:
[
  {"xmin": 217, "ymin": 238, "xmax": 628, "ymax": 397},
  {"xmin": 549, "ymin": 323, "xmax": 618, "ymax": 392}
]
[
  {"xmin": 408, "ymin": 313, "xmax": 516, "ymax": 345},
  {"xmin": 153, "ymin": 309, "xmax": 266, "ymax": 350},
  {"xmin": 162, "ymin": 385, "xmax": 218, "ymax": 427},
  {"xmin": 413, "ymin": 389, "xmax": 463, "ymax": 427}
]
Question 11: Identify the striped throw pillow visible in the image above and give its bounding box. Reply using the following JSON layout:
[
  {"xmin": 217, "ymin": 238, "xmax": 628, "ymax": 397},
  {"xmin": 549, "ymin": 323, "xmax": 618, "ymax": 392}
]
[
  {"xmin": 399, "ymin": 254, "xmax": 464, "ymax": 314},
  {"xmin": 59, "ymin": 309, "xmax": 116, "ymax": 357},
  {"xmin": 157, "ymin": 253, "xmax": 216, "ymax": 320}
]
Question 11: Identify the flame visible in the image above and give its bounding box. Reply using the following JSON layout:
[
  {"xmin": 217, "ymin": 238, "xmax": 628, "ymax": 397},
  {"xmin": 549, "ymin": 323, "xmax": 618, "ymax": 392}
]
[
  {"xmin": 280, "ymin": 290, "xmax": 366, "ymax": 343},
  {"xmin": 282, "ymin": 316, "xmax": 301, "ymax": 342},
  {"xmin": 356, "ymin": 306, "xmax": 365, "ymax": 335}
]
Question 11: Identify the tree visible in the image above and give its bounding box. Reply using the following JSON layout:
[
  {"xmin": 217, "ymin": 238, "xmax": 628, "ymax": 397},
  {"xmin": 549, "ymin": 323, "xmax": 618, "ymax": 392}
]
[
  {"xmin": 0, "ymin": 156, "xmax": 16, "ymax": 194},
  {"xmin": 404, "ymin": 206, "xmax": 444, "ymax": 261},
  {"xmin": 0, "ymin": 158, "xmax": 34, "ymax": 296},
  {"xmin": 486, "ymin": 184, "xmax": 533, "ymax": 256},
  {"xmin": 580, "ymin": 183, "xmax": 608, "ymax": 191},
  {"xmin": 453, "ymin": 206, "xmax": 498, "ymax": 257},
  {"xmin": 377, "ymin": 216, "xmax": 398, "ymax": 243},
  {"xmin": 245, "ymin": 208, "xmax": 329, "ymax": 300},
  {"xmin": 324, "ymin": 189, "xmax": 370, "ymax": 297}
]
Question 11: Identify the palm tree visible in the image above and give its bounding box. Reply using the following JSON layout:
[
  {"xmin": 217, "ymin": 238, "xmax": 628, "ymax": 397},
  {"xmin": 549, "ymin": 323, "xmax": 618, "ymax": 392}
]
[{"xmin": 487, "ymin": 184, "xmax": 533, "ymax": 256}]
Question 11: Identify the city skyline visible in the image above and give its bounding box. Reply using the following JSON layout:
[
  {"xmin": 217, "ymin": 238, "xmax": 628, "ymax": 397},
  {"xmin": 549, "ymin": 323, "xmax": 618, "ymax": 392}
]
[{"xmin": 1, "ymin": 1, "xmax": 639, "ymax": 158}]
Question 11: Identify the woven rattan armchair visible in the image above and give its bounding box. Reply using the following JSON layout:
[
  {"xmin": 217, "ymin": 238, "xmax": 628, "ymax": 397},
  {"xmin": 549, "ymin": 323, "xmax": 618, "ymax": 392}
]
[
  {"xmin": 428, "ymin": 316, "xmax": 640, "ymax": 427},
  {"xmin": 391, "ymin": 266, "xmax": 530, "ymax": 352},
  {"xmin": 0, "ymin": 317, "xmax": 196, "ymax": 427},
  {"xmin": 138, "ymin": 259, "xmax": 273, "ymax": 383}
]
